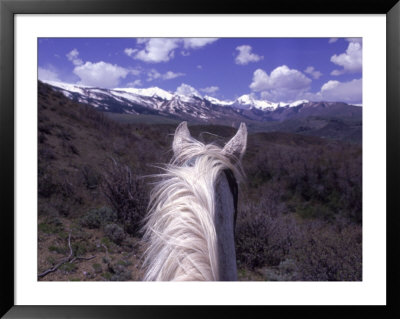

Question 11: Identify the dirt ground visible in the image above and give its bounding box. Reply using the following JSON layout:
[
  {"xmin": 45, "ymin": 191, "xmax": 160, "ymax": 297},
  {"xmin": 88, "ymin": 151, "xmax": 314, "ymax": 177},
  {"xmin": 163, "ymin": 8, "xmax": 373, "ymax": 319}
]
[{"xmin": 38, "ymin": 216, "xmax": 145, "ymax": 281}]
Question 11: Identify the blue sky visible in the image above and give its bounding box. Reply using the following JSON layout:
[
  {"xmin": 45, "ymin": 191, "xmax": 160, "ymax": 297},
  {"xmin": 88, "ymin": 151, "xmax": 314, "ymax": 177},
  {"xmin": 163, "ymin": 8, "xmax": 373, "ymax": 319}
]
[{"xmin": 38, "ymin": 38, "xmax": 362, "ymax": 104}]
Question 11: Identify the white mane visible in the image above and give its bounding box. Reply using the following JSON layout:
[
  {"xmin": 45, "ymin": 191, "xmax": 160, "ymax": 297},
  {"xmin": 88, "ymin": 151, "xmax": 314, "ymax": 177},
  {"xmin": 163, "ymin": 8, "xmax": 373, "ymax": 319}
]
[{"xmin": 141, "ymin": 125, "xmax": 245, "ymax": 281}]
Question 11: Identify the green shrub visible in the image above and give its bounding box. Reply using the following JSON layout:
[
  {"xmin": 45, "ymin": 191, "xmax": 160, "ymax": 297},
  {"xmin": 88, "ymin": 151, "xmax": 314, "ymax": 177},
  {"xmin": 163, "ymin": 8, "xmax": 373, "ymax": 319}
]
[
  {"xmin": 38, "ymin": 216, "xmax": 63, "ymax": 234},
  {"xmin": 235, "ymin": 200, "xmax": 298, "ymax": 270},
  {"xmin": 102, "ymin": 272, "xmax": 112, "ymax": 281},
  {"xmin": 81, "ymin": 165, "xmax": 101, "ymax": 190},
  {"xmin": 46, "ymin": 256, "xmax": 57, "ymax": 266},
  {"xmin": 104, "ymin": 223, "xmax": 125, "ymax": 245},
  {"xmin": 117, "ymin": 259, "xmax": 132, "ymax": 267},
  {"xmin": 235, "ymin": 197, "xmax": 362, "ymax": 281},
  {"xmin": 296, "ymin": 202, "xmax": 335, "ymax": 222},
  {"xmin": 111, "ymin": 269, "xmax": 132, "ymax": 281},
  {"xmin": 291, "ymin": 222, "xmax": 362, "ymax": 281},
  {"xmin": 80, "ymin": 206, "xmax": 117, "ymax": 229},
  {"xmin": 101, "ymin": 236, "xmax": 111, "ymax": 247},
  {"xmin": 102, "ymin": 160, "xmax": 148, "ymax": 236},
  {"xmin": 71, "ymin": 241, "xmax": 88, "ymax": 256},
  {"xmin": 59, "ymin": 262, "xmax": 77, "ymax": 274},
  {"xmin": 107, "ymin": 262, "xmax": 132, "ymax": 281},
  {"xmin": 243, "ymin": 138, "xmax": 362, "ymax": 223},
  {"xmin": 260, "ymin": 259, "xmax": 300, "ymax": 281},
  {"xmin": 38, "ymin": 167, "xmax": 57, "ymax": 198}
]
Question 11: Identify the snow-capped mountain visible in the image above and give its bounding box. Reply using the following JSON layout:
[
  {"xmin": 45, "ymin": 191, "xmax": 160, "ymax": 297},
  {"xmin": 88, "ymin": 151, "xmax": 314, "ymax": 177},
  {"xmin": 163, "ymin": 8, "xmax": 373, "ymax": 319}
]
[
  {"xmin": 114, "ymin": 86, "xmax": 174, "ymax": 100},
  {"xmin": 203, "ymin": 95, "xmax": 232, "ymax": 106},
  {"xmin": 43, "ymin": 80, "xmax": 237, "ymax": 120},
  {"xmin": 287, "ymin": 99, "xmax": 310, "ymax": 107},
  {"xmin": 40, "ymin": 80, "xmax": 361, "ymax": 123},
  {"xmin": 232, "ymin": 94, "xmax": 280, "ymax": 111}
]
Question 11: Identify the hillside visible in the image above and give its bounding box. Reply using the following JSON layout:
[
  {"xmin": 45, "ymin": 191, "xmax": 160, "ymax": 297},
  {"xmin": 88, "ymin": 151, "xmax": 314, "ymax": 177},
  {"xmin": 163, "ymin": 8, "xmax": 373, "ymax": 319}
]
[{"xmin": 38, "ymin": 81, "xmax": 362, "ymax": 281}]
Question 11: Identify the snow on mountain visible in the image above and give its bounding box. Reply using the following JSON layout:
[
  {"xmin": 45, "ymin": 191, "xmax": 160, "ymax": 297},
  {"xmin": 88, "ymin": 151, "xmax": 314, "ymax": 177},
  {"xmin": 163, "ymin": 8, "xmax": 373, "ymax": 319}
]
[
  {"xmin": 176, "ymin": 94, "xmax": 201, "ymax": 103},
  {"xmin": 114, "ymin": 87, "xmax": 174, "ymax": 100},
  {"xmin": 42, "ymin": 80, "xmax": 347, "ymax": 124},
  {"xmin": 204, "ymin": 95, "xmax": 233, "ymax": 106},
  {"xmin": 233, "ymin": 94, "xmax": 279, "ymax": 111},
  {"xmin": 288, "ymin": 99, "xmax": 309, "ymax": 107},
  {"xmin": 42, "ymin": 80, "xmax": 310, "ymax": 113},
  {"xmin": 232, "ymin": 95, "xmax": 309, "ymax": 110},
  {"xmin": 175, "ymin": 83, "xmax": 203, "ymax": 101},
  {"xmin": 44, "ymin": 80, "xmax": 94, "ymax": 94}
]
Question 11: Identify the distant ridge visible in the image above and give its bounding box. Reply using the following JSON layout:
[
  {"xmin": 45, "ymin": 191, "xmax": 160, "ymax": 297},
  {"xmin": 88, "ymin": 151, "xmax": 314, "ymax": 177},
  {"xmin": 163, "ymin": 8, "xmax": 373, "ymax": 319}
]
[{"xmin": 41, "ymin": 80, "xmax": 362, "ymax": 123}]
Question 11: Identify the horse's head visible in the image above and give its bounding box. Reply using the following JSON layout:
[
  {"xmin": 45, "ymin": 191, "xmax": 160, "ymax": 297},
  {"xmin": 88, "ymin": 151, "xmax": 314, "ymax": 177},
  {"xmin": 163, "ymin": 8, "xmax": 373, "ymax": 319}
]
[
  {"xmin": 171, "ymin": 121, "xmax": 247, "ymax": 281},
  {"xmin": 172, "ymin": 121, "xmax": 247, "ymax": 165},
  {"xmin": 143, "ymin": 122, "xmax": 248, "ymax": 281}
]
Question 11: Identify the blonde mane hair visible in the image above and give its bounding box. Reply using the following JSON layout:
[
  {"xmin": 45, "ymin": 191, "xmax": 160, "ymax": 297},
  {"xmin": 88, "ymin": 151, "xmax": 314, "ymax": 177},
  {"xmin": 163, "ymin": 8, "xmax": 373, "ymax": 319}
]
[{"xmin": 141, "ymin": 122, "xmax": 247, "ymax": 281}]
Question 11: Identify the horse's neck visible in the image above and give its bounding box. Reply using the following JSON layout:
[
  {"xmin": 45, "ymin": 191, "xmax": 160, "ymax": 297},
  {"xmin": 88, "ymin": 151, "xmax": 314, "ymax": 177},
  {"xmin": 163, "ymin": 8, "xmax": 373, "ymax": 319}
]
[{"xmin": 214, "ymin": 173, "xmax": 237, "ymax": 281}]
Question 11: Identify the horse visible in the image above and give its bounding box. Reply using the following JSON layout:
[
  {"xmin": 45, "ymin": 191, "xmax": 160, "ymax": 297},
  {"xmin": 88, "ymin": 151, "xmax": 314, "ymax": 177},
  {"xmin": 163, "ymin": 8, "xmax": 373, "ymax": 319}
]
[{"xmin": 141, "ymin": 121, "xmax": 247, "ymax": 281}]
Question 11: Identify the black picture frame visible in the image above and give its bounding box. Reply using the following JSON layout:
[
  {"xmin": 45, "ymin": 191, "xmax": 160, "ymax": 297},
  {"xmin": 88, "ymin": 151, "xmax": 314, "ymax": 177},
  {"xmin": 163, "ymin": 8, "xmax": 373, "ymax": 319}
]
[{"xmin": 1, "ymin": 0, "xmax": 399, "ymax": 318}]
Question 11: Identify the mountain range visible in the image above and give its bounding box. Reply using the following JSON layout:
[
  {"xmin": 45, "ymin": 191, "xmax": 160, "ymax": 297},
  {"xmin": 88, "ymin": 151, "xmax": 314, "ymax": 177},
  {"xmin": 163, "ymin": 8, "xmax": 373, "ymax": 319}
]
[{"xmin": 39, "ymin": 80, "xmax": 362, "ymax": 143}]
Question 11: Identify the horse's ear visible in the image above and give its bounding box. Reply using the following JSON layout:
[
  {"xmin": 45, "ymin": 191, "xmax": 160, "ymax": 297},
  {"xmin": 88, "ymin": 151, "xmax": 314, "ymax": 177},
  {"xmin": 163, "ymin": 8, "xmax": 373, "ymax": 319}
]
[
  {"xmin": 173, "ymin": 121, "xmax": 191, "ymax": 155},
  {"xmin": 223, "ymin": 122, "xmax": 247, "ymax": 160}
]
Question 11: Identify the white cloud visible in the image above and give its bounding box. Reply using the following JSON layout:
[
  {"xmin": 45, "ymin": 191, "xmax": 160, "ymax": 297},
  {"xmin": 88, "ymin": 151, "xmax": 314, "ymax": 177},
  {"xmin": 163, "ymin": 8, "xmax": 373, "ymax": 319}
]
[
  {"xmin": 146, "ymin": 69, "xmax": 161, "ymax": 81},
  {"xmin": 73, "ymin": 61, "xmax": 129, "ymax": 88},
  {"xmin": 250, "ymin": 65, "xmax": 312, "ymax": 102},
  {"xmin": 126, "ymin": 79, "xmax": 142, "ymax": 87},
  {"xmin": 329, "ymin": 38, "xmax": 361, "ymax": 44},
  {"xmin": 197, "ymin": 65, "xmax": 203, "ymax": 69},
  {"xmin": 133, "ymin": 38, "xmax": 180, "ymax": 63},
  {"xmin": 299, "ymin": 78, "xmax": 362, "ymax": 104},
  {"xmin": 330, "ymin": 69, "xmax": 345, "ymax": 76},
  {"xmin": 319, "ymin": 78, "xmax": 362, "ymax": 103},
  {"xmin": 129, "ymin": 68, "xmax": 141, "ymax": 76},
  {"xmin": 330, "ymin": 41, "xmax": 362, "ymax": 74},
  {"xmin": 304, "ymin": 66, "xmax": 323, "ymax": 79},
  {"xmin": 163, "ymin": 71, "xmax": 185, "ymax": 80},
  {"xmin": 346, "ymin": 38, "xmax": 362, "ymax": 44},
  {"xmin": 147, "ymin": 69, "xmax": 185, "ymax": 81},
  {"xmin": 66, "ymin": 48, "xmax": 79, "ymax": 60},
  {"xmin": 260, "ymin": 88, "xmax": 310, "ymax": 102},
  {"xmin": 66, "ymin": 48, "xmax": 83, "ymax": 66},
  {"xmin": 38, "ymin": 67, "xmax": 61, "ymax": 82},
  {"xmin": 235, "ymin": 45, "xmax": 263, "ymax": 65},
  {"xmin": 248, "ymin": 64, "xmax": 361, "ymax": 104},
  {"xmin": 181, "ymin": 50, "xmax": 190, "ymax": 56},
  {"xmin": 136, "ymin": 38, "xmax": 148, "ymax": 44},
  {"xmin": 250, "ymin": 65, "xmax": 311, "ymax": 91},
  {"xmin": 126, "ymin": 38, "xmax": 218, "ymax": 63},
  {"xmin": 124, "ymin": 48, "xmax": 138, "ymax": 57},
  {"xmin": 182, "ymin": 38, "xmax": 218, "ymax": 49},
  {"xmin": 72, "ymin": 59, "xmax": 83, "ymax": 66},
  {"xmin": 200, "ymin": 86, "xmax": 219, "ymax": 94},
  {"xmin": 176, "ymin": 83, "xmax": 202, "ymax": 97},
  {"xmin": 249, "ymin": 69, "xmax": 270, "ymax": 92}
]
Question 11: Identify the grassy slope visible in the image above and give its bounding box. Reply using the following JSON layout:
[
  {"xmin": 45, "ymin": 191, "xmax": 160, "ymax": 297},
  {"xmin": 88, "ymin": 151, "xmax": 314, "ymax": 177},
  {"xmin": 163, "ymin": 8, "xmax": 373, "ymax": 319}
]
[
  {"xmin": 38, "ymin": 83, "xmax": 164, "ymax": 280},
  {"xmin": 38, "ymin": 82, "xmax": 362, "ymax": 281}
]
